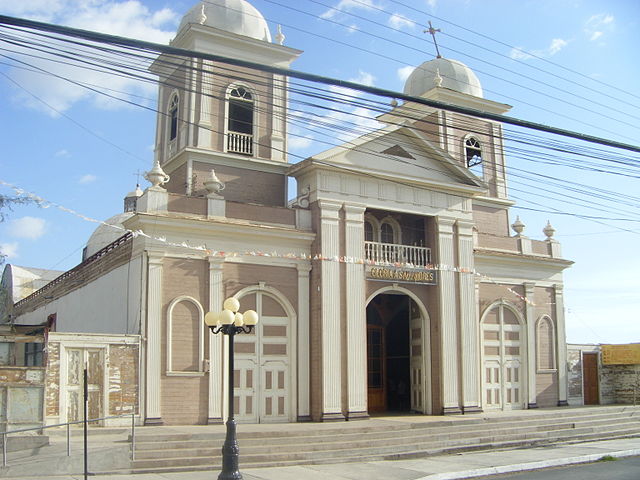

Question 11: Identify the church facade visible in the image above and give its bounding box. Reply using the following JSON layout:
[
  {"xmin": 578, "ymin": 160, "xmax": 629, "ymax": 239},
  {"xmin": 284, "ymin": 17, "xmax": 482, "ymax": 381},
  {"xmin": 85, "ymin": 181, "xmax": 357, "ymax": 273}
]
[{"xmin": 5, "ymin": 0, "xmax": 572, "ymax": 425}]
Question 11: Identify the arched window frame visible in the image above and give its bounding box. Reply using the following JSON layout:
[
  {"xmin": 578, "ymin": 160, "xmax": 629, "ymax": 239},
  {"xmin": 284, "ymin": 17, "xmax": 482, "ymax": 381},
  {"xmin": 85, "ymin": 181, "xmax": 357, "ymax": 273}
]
[
  {"xmin": 363, "ymin": 214, "xmax": 380, "ymax": 242},
  {"xmin": 225, "ymin": 83, "xmax": 257, "ymax": 156},
  {"xmin": 535, "ymin": 315, "xmax": 557, "ymax": 372},
  {"xmin": 166, "ymin": 295, "xmax": 205, "ymax": 376},
  {"xmin": 380, "ymin": 216, "xmax": 402, "ymax": 245},
  {"xmin": 464, "ymin": 135, "xmax": 482, "ymax": 168},
  {"xmin": 167, "ymin": 91, "xmax": 180, "ymax": 143}
]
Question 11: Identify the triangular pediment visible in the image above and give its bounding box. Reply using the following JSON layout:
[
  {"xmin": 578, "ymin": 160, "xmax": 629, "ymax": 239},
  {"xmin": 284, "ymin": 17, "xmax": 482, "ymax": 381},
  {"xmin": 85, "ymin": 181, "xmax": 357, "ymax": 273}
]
[
  {"xmin": 380, "ymin": 144, "xmax": 415, "ymax": 159},
  {"xmin": 301, "ymin": 124, "xmax": 486, "ymax": 195}
]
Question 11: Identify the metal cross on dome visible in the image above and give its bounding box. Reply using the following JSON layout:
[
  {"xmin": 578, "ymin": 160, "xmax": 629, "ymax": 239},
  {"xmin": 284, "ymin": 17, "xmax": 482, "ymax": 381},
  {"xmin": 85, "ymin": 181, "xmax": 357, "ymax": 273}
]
[{"xmin": 424, "ymin": 21, "xmax": 442, "ymax": 59}]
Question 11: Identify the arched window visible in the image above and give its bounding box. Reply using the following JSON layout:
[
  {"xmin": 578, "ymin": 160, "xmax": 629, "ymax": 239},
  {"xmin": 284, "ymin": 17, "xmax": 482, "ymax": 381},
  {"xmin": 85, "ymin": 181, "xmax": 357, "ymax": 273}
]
[
  {"xmin": 536, "ymin": 316, "xmax": 556, "ymax": 371},
  {"xmin": 166, "ymin": 296, "xmax": 204, "ymax": 375},
  {"xmin": 227, "ymin": 85, "xmax": 254, "ymax": 155},
  {"xmin": 465, "ymin": 137, "xmax": 482, "ymax": 168},
  {"xmin": 168, "ymin": 94, "xmax": 179, "ymax": 142},
  {"xmin": 364, "ymin": 221, "xmax": 374, "ymax": 242},
  {"xmin": 380, "ymin": 223, "xmax": 395, "ymax": 244}
]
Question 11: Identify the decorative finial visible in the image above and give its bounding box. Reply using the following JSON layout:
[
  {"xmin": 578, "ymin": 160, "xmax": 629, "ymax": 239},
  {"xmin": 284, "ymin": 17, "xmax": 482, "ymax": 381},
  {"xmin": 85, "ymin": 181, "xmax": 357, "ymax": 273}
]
[
  {"xmin": 511, "ymin": 216, "xmax": 526, "ymax": 237},
  {"xmin": 204, "ymin": 169, "xmax": 225, "ymax": 195},
  {"xmin": 433, "ymin": 68, "xmax": 443, "ymax": 87},
  {"xmin": 144, "ymin": 159, "xmax": 170, "ymax": 190},
  {"xmin": 543, "ymin": 220, "xmax": 556, "ymax": 240},
  {"xmin": 198, "ymin": 3, "xmax": 207, "ymax": 25},
  {"xmin": 275, "ymin": 25, "xmax": 285, "ymax": 45},
  {"xmin": 423, "ymin": 20, "xmax": 442, "ymax": 59},
  {"xmin": 390, "ymin": 99, "xmax": 398, "ymax": 107}
]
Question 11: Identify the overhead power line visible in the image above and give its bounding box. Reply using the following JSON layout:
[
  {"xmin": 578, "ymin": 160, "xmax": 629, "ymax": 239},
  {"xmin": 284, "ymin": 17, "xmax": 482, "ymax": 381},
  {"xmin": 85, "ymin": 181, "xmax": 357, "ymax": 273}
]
[{"xmin": 1, "ymin": 14, "xmax": 639, "ymax": 155}]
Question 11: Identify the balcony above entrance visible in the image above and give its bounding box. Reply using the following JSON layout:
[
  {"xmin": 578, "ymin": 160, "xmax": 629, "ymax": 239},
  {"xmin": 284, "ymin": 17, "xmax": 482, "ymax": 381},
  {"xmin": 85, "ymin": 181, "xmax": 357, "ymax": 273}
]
[{"xmin": 365, "ymin": 241, "xmax": 431, "ymax": 267}]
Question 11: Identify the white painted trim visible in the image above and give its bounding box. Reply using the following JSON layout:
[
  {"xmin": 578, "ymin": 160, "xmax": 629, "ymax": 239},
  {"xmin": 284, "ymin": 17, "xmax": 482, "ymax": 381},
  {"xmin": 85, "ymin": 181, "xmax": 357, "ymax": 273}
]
[{"xmin": 165, "ymin": 295, "xmax": 205, "ymax": 375}]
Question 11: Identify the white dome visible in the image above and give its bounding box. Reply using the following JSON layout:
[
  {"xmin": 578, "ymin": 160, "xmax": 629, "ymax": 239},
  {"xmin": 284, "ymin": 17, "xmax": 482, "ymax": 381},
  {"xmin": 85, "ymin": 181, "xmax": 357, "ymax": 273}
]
[
  {"xmin": 178, "ymin": 0, "xmax": 271, "ymax": 42},
  {"xmin": 403, "ymin": 57, "xmax": 483, "ymax": 98},
  {"xmin": 85, "ymin": 212, "xmax": 133, "ymax": 259}
]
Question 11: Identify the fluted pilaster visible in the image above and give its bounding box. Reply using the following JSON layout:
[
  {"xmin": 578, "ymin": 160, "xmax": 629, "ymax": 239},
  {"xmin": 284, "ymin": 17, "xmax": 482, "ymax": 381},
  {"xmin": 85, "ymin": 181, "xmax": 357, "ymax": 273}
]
[
  {"xmin": 344, "ymin": 204, "xmax": 368, "ymax": 418},
  {"xmin": 456, "ymin": 220, "xmax": 480, "ymax": 412},
  {"xmin": 437, "ymin": 217, "xmax": 460, "ymax": 414},
  {"xmin": 319, "ymin": 200, "xmax": 344, "ymax": 421},
  {"xmin": 207, "ymin": 257, "xmax": 224, "ymax": 423},
  {"xmin": 145, "ymin": 252, "xmax": 164, "ymax": 425},
  {"xmin": 555, "ymin": 284, "xmax": 568, "ymax": 406},
  {"xmin": 524, "ymin": 282, "xmax": 538, "ymax": 408}
]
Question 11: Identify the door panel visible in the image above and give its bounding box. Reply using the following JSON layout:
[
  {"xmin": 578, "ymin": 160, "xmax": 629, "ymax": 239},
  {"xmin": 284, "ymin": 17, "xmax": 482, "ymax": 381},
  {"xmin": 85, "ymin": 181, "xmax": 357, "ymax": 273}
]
[
  {"xmin": 410, "ymin": 313, "xmax": 424, "ymax": 413},
  {"xmin": 367, "ymin": 325, "xmax": 385, "ymax": 412},
  {"xmin": 583, "ymin": 353, "xmax": 599, "ymax": 405}
]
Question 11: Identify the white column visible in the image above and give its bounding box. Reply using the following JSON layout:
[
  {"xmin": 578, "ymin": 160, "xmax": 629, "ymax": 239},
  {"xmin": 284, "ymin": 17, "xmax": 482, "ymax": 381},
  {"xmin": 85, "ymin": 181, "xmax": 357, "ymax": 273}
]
[
  {"xmin": 456, "ymin": 220, "xmax": 480, "ymax": 412},
  {"xmin": 524, "ymin": 282, "xmax": 538, "ymax": 408},
  {"xmin": 555, "ymin": 284, "xmax": 569, "ymax": 406},
  {"xmin": 296, "ymin": 263, "xmax": 311, "ymax": 421},
  {"xmin": 145, "ymin": 252, "xmax": 164, "ymax": 425},
  {"xmin": 436, "ymin": 217, "xmax": 460, "ymax": 414},
  {"xmin": 198, "ymin": 59, "xmax": 213, "ymax": 149},
  {"xmin": 319, "ymin": 200, "xmax": 344, "ymax": 421},
  {"xmin": 344, "ymin": 204, "xmax": 368, "ymax": 419},
  {"xmin": 271, "ymin": 74, "xmax": 286, "ymax": 161},
  {"xmin": 207, "ymin": 257, "xmax": 224, "ymax": 424}
]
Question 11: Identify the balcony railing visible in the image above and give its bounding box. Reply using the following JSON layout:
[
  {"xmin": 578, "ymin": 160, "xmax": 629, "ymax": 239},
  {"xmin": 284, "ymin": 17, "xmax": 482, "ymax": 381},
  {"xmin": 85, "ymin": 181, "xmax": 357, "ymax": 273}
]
[
  {"xmin": 227, "ymin": 131, "xmax": 253, "ymax": 155},
  {"xmin": 365, "ymin": 241, "xmax": 432, "ymax": 266}
]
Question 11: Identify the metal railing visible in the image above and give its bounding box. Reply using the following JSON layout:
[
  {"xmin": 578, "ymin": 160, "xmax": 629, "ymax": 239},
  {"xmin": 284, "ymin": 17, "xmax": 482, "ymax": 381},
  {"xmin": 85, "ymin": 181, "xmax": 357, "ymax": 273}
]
[
  {"xmin": 227, "ymin": 131, "xmax": 253, "ymax": 155},
  {"xmin": 1, "ymin": 413, "xmax": 136, "ymax": 468},
  {"xmin": 365, "ymin": 241, "xmax": 432, "ymax": 266}
]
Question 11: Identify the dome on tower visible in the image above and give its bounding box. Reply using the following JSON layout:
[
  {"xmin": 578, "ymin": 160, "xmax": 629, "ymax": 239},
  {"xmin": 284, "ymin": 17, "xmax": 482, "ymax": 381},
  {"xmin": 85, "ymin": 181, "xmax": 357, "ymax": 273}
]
[
  {"xmin": 403, "ymin": 57, "xmax": 483, "ymax": 98},
  {"xmin": 178, "ymin": 0, "xmax": 272, "ymax": 42}
]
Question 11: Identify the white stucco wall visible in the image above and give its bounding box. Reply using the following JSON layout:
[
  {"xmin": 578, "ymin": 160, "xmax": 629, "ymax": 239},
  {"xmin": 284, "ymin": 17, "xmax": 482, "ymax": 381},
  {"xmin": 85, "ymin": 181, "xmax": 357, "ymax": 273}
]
[{"xmin": 15, "ymin": 257, "xmax": 143, "ymax": 335}]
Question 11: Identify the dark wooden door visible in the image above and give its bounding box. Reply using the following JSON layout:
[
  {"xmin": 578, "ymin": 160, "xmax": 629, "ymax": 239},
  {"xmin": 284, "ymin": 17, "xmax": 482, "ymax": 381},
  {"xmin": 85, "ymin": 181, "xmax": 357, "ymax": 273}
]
[
  {"xmin": 583, "ymin": 353, "xmax": 599, "ymax": 405},
  {"xmin": 367, "ymin": 325, "xmax": 386, "ymax": 412}
]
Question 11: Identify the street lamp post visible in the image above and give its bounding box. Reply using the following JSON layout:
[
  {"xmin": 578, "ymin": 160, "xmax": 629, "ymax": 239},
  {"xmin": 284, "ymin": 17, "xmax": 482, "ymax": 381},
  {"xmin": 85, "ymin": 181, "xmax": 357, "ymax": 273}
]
[{"xmin": 204, "ymin": 297, "xmax": 259, "ymax": 480}]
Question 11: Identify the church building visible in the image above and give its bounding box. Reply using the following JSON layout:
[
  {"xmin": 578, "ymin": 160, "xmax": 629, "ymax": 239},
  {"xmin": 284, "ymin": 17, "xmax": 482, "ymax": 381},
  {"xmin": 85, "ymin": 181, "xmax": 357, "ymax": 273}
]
[{"xmin": 3, "ymin": 0, "xmax": 572, "ymax": 425}]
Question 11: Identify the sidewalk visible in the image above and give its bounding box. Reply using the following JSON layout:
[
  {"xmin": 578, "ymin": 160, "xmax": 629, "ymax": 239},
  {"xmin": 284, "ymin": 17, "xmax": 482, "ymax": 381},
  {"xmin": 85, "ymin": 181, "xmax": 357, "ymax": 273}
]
[{"xmin": 3, "ymin": 437, "xmax": 639, "ymax": 480}]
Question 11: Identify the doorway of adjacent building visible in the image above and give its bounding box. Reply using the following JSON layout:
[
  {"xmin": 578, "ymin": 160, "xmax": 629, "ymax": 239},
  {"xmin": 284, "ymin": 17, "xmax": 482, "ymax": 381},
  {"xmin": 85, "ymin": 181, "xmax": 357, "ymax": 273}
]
[
  {"xmin": 65, "ymin": 348, "xmax": 104, "ymax": 424},
  {"xmin": 366, "ymin": 293, "xmax": 425, "ymax": 414},
  {"xmin": 582, "ymin": 353, "xmax": 599, "ymax": 405}
]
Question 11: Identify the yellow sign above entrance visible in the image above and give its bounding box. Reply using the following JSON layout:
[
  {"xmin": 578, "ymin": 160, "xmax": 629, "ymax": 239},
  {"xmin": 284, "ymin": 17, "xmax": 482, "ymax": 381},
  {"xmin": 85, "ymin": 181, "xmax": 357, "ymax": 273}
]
[
  {"xmin": 601, "ymin": 344, "xmax": 640, "ymax": 365},
  {"xmin": 367, "ymin": 267, "xmax": 437, "ymax": 285}
]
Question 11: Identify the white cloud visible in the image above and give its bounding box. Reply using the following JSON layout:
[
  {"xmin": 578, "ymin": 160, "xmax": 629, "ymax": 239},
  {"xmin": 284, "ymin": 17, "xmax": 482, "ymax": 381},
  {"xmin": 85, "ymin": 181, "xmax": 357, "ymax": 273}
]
[
  {"xmin": 0, "ymin": 242, "xmax": 19, "ymax": 259},
  {"xmin": 8, "ymin": 216, "xmax": 46, "ymax": 240},
  {"xmin": 79, "ymin": 174, "xmax": 97, "ymax": 184},
  {"xmin": 4, "ymin": 1, "xmax": 180, "ymax": 115},
  {"xmin": 389, "ymin": 13, "xmax": 415, "ymax": 30},
  {"xmin": 509, "ymin": 38, "xmax": 569, "ymax": 60},
  {"xmin": 425, "ymin": 0, "xmax": 437, "ymax": 7},
  {"xmin": 289, "ymin": 136, "xmax": 314, "ymax": 150},
  {"xmin": 397, "ymin": 66, "xmax": 415, "ymax": 82},
  {"xmin": 54, "ymin": 149, "xmax": 70, "ymax": 158},
  {"xmin": 320, "ymin": 0, "xmax": 379, "ymax": 20},
  {"xmin": 585, "ymin": 13, "xmax": 614, "ymax": 42},
  {"xmin": 329, "ymin": 70, "xmax": 375, "ymax": 98}
]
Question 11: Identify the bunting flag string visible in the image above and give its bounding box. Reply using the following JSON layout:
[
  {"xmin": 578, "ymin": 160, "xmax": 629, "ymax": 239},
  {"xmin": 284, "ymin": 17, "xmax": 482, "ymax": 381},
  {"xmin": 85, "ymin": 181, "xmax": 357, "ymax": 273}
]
[{"xmin": 1, "ymin": 179, "xmax": 537, "ymax": 306}]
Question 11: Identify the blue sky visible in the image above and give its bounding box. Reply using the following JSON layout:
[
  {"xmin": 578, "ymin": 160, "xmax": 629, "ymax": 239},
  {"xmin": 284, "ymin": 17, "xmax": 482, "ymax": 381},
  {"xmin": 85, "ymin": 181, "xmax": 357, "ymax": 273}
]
[{"xmin": 0, "ymin": 0, "xmax": 638, "ymax": 344}]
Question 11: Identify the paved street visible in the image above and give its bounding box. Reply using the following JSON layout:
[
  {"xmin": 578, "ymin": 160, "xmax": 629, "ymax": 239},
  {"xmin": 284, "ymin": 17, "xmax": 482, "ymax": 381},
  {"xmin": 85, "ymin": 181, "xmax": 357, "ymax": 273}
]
[{"xmin": 479, "ymin": 455, "xmax": 640, "ymax": 479}]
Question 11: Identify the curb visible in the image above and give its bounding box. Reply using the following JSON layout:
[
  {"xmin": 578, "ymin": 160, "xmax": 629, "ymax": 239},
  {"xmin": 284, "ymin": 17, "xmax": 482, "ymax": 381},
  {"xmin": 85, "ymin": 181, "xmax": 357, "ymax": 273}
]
[{"xmin": 416, "ymin": 449, "xmax": 640, "ymax": 479}]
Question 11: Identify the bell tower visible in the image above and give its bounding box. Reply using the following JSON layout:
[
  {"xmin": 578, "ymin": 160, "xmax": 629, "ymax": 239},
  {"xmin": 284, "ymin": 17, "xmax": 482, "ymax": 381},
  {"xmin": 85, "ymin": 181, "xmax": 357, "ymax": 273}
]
[{"xmin": 150, "ymin": 0, "xmax": 301, "ymax": 206}]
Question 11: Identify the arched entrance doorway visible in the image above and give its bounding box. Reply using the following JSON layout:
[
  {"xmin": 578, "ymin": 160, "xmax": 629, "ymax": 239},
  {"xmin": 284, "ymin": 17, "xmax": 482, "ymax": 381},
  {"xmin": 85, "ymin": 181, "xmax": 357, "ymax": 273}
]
[
  {"xmin": 366, "ymin": 290, "xmax": 430, "ymax": 414},
  {"xmin": 481, "ymin": 302, "xmax": 526, "ymax": 410},
  {"xmin": 233, "ymin": 287, "xmax": 296, "ymax": 423}
]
